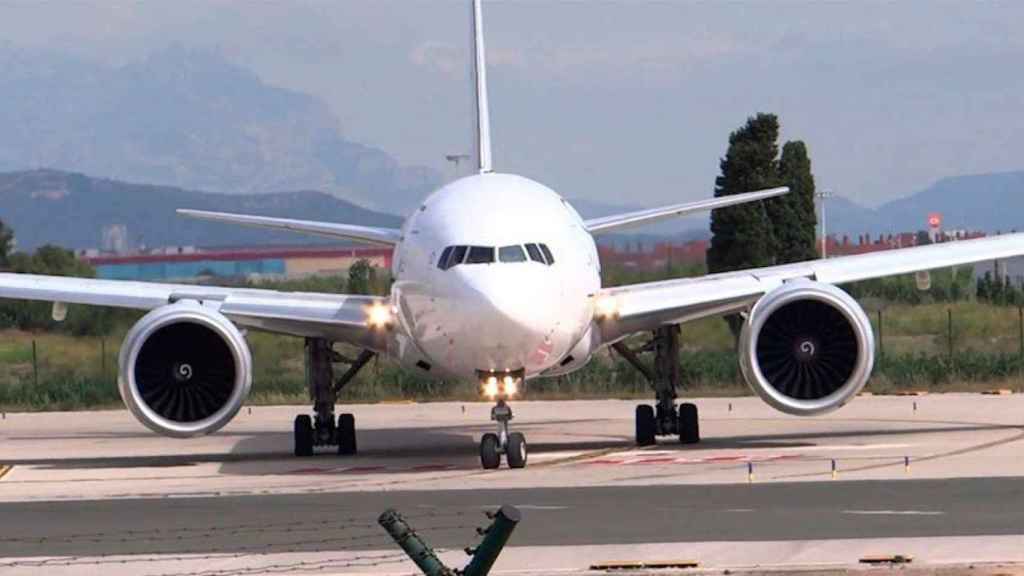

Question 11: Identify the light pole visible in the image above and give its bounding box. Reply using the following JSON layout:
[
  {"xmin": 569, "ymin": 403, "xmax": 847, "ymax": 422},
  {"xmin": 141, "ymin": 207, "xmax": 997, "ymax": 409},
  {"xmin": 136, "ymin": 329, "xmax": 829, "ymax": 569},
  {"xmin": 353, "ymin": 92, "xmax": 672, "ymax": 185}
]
[
  {"xmin": 816, "ymin": 189, "xmax": 834, "ymax": 258},
  {"xmin": 445, "ymin": 154, "xmax": 470, "ymax": 180}
]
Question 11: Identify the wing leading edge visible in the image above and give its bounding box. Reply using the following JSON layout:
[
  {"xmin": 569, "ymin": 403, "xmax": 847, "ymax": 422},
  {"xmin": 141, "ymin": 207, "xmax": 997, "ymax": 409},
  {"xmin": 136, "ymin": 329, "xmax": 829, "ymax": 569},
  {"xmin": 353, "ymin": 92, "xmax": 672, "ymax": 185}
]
[
  {"xmin": 0, "ymin": 273, "xmax": 389, "ymax": 350},
  {"xmin": 584, "ymin": 187, "xmax": 789, "ymax": 234},
  {"xmin": 176, "ymin": 210, "xmax": 402, "ymax": 246},
  {"xmin": 597, "ymin": 232, "xmax": 1024, "ymax": 344}
]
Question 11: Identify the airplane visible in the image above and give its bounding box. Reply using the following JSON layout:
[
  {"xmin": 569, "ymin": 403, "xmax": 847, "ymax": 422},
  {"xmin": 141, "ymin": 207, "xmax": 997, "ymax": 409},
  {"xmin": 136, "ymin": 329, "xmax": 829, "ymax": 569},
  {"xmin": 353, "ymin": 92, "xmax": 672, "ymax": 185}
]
[{"xmin": 3, "ymin": 0, "xmax": 1024, "ymax": 470}]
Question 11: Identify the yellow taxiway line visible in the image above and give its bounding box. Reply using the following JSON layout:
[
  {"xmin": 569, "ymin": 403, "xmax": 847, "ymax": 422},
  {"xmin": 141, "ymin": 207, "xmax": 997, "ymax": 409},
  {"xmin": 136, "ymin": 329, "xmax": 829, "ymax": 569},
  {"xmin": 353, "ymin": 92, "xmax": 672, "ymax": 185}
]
[{"xmin": 0, "ymin": 465, "xmax": 12, "ymax": 480}]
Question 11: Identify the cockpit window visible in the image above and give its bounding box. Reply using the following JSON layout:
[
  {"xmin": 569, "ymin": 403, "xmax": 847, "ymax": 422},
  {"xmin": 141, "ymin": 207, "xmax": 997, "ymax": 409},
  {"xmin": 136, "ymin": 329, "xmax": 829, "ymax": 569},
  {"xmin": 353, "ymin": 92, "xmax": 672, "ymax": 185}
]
[
  {"xmin": 525, "ymin": 243, "xmax": 544, "ymax": 264},
  {"xmin": 449, "ymin": 245, "xmax": 468, "ymax": 268},
  {"xmin": 465, "ymin": 246, "xmax": 495, "ymax": 264},
  {"xmin": 539, "ymin": 243, "xmax": 555, "ymax": 265},
  {"xmin": 499, "ymin": 245, "xmax": 527, "ymax": 263},
  {"xmin": 437, "ymin": 246, "xmax": 453, "ymax": 270}
]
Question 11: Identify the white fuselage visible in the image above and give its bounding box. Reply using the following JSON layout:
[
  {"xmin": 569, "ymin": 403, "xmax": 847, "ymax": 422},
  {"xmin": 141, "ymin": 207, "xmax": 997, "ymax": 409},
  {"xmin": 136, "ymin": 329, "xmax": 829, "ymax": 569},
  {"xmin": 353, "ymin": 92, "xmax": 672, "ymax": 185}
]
[{"xmin": 387, "ymin": 173, "xmax": 601, "ymax": 380}]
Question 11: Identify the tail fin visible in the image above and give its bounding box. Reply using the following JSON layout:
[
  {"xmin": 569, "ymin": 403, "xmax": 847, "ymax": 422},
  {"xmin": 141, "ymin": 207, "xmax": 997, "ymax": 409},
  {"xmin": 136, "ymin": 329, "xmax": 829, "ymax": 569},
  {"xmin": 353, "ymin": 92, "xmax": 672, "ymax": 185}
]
[{"xmin": 470, "ymin": 0, "xmax": 493, "ymax": 173}]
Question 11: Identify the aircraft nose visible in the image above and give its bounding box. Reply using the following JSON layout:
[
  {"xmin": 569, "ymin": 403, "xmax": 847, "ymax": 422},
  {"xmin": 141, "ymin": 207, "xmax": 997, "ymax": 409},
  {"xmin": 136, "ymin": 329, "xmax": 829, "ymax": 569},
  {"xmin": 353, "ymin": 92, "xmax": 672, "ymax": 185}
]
[{"xmin": 455, "ymin": 267, "xmax": 558, "ymax": 358}]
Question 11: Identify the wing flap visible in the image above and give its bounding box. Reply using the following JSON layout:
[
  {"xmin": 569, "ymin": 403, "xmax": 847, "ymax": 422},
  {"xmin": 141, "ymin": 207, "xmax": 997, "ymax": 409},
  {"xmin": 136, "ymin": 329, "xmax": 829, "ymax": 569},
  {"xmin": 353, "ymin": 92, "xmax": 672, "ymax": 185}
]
[
  {"xmin": 584, "ymin": 187, "xmax": 789, "ymax": 234},
  {"xmin": 176, "ymin": 210, "xmax": 402, "ymax": 246}
]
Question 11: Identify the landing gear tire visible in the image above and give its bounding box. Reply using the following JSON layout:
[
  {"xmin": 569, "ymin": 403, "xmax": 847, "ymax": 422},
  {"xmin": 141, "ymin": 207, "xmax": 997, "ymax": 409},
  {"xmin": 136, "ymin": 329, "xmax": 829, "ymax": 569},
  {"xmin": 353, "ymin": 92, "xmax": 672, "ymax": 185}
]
[
  {"xmin": 294, "ymin": 414, "xmax": 314, "ymax": 457},
  {"xmin": 480, "ymin": 433, "xmax": 501, "ymax": 469},
  {"xmin": 678, "ymin": 402, "xmax": 700, "ymax": 444},
  {"xmin": 506, "ymin": 432, "xmax": 528, "ymax": 469},
  {"xmin": 337, "ymin": 413, "xmax": 357, "ymax": 456},
  {"xmin": 635, "ymin": 404, "xmax": 657, "ymax": 446}
]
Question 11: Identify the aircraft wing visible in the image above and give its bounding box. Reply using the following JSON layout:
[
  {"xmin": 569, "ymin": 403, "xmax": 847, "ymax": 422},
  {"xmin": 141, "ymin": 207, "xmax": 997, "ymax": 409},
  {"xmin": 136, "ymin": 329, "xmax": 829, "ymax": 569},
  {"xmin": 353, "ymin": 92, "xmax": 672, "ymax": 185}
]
[
  {"xmin": 583, "ymin": 187, "xmax": 789, "ymax": 234},
  {"xmin": 596, "ymin": 233, "xmax": 1024, "ymax": 344},
  {"xmin": 0, "ymin": 273, "xmax": 389, "ymax": 350},
  {"xmin": 177, "ymin": 210, "xmax": 402, "ymax": 246}
]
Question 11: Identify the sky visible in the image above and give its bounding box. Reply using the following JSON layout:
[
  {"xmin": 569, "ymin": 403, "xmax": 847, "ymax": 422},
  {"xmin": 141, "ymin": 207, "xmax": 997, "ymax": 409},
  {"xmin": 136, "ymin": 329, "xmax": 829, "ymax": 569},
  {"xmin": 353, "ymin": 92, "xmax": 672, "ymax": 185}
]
[{"xmin": 1, "ymin": 0, "xmax": 1022, "ymax": 208}]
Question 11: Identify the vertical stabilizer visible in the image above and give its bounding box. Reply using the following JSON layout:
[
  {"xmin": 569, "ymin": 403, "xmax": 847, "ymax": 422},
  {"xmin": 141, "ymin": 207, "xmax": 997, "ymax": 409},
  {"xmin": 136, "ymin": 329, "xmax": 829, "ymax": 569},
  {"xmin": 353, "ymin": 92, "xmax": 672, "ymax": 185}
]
[{"xmin": 470, "ymin": 0, "xmax": 493, "ymax": 173}]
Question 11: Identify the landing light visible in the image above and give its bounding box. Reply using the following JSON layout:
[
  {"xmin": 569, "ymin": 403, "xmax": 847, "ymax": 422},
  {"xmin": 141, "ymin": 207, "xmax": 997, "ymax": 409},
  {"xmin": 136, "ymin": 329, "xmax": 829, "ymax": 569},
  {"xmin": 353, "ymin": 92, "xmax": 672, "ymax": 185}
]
[
  {"xmin": 481, "ymin": 375, "xmax": 520, "ymax": 399},
  {"xmin": 483, "ymin": 376, "xmax": 500, "ymax": 398},
  {"xmin": 367, "ymin": 302, "xmax": 395, "ymax": 329},
  {"xmin": 595, "ymin": 294, "xmax": 620, "ymax": 319}
]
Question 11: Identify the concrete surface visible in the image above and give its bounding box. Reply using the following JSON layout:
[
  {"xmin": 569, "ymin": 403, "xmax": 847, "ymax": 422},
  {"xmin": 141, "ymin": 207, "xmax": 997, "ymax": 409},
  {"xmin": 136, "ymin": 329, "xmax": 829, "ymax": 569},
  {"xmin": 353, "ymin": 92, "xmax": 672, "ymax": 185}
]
[{"xmin": 2, "ymin": 395, "xmax": 1024, "ymax": 575}]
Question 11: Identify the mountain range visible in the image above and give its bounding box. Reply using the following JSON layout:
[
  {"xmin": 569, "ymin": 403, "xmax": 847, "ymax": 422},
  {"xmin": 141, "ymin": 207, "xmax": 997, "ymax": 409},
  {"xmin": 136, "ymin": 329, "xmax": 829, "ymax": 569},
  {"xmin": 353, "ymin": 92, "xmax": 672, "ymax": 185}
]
[
  {"xmin": 0, "ymin": 44, "xmax": 440, "ymax": 214},
  {"xmin": 0, "ymin": 169, "xmax": 401, "ymax": 251}
]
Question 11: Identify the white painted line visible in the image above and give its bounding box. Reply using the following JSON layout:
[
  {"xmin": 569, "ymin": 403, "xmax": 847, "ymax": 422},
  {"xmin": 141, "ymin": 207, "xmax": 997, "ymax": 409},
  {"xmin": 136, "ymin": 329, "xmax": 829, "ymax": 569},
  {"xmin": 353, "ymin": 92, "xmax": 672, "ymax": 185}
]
[
  {"xmin": 842, "ymin": 510, "xmax": 944, "ymax": 516},
  {"xmin": 724, "ymin": 508, "xmax": 756, "ymax": 513}
]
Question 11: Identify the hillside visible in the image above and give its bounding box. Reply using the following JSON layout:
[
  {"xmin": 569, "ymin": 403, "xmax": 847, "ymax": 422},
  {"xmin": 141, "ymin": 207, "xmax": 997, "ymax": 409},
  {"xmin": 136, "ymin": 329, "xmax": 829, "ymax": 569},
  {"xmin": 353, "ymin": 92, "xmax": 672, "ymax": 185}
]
[
  {"xmin": 0, "ymin": 170, "xmax": 402, "ymax": 251},
  {"xmin": 0, "ymin": 44, "xmax": 440, "ymax": 214}
]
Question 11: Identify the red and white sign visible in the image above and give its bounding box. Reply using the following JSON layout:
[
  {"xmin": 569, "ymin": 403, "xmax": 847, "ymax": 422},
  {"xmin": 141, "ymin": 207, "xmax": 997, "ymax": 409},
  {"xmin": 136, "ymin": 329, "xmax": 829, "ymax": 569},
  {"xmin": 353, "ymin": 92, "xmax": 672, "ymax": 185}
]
[{"xmin": 928, "ymin": 213, "xmax": 942, "ymax": 229}]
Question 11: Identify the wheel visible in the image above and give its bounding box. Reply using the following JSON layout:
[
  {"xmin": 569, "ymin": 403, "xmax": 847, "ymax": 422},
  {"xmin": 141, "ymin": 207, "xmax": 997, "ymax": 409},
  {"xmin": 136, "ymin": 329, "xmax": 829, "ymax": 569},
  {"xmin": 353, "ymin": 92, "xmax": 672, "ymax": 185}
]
[
  {"xmin": 678, "ymin": 402, "xmax": 700, "ymax": 444},
  {"xmin": 294, "ymin": 414, "xmax": 314, "ymax": 457},
  {"xmin": 506, "ymin": 432, "xmax": 528, "ymax": 469},
  {"xmin": 337, "ymin": 413, "xmax": 357, "ymax": 456},
  {"xmin": 480, "ymin": 433, "xmax": 501, "ymax": 469},
  {"xmin": 635, "ymin": 404, "xmax": 656, "ymax": 446}
]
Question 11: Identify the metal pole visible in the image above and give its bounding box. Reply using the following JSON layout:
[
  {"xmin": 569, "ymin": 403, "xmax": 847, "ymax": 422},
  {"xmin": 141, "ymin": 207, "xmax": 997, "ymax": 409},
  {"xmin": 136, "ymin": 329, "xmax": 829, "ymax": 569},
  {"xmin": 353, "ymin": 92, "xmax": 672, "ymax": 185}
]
[
  {"xmin": 32, "ymin": 339, "xmax": 38, "ymax": 388},
  {"xmin": 1018, "ymin": 307, "xmax": 1023, "ymax": 360},
  {"xmin": 101, "ymin": 337, "xmax": 107, "ymax": 380},
  {"xmin": 821, "ymin": 196, "xmax": 827, "ymax": 258},
  {"xmin": 378, "ymin": 510, "xmax": 454, "ymax": 576},
  {"xmin": 463, "ymin": 505, "xmax": 521, "ymax": 576},
  {"xmin": 947, "ymin": 308, "xmax": 954, "ymax": 360},
  {"xmin": 877, "ymin": 309, "xmax": 884, "ymax": 360}
]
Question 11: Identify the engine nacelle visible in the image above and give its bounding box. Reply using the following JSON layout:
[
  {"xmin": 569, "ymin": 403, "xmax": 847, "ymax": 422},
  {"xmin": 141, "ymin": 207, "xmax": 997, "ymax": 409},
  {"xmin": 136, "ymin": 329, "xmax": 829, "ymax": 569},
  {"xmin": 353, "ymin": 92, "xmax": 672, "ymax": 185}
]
[
  {"xmin": 118, "ymin": 302, "xmax": 253, "ymax": 437},
  {"xmin": 739, "ymin": 281, "xmax": 874, "ymax": 416}
]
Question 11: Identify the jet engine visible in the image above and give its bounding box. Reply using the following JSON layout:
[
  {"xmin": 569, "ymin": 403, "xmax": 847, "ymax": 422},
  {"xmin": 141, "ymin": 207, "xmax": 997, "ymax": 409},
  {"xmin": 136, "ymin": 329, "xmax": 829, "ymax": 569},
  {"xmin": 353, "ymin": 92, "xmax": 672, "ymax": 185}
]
[
  {"xmin": 118, "ymin": 301, "xmax": 252, "ymax": 437},
  {"xmin": 739, "ymin": 281, "xmax": 874, "ymax": 415}
]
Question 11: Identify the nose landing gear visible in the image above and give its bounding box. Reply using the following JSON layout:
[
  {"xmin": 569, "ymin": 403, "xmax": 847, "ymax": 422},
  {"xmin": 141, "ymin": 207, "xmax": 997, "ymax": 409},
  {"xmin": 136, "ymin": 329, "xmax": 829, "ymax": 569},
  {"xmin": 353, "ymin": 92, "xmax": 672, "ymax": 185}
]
[{"xmin": 480, "ymin": 399, "xmax": 528, "ymax": 469}]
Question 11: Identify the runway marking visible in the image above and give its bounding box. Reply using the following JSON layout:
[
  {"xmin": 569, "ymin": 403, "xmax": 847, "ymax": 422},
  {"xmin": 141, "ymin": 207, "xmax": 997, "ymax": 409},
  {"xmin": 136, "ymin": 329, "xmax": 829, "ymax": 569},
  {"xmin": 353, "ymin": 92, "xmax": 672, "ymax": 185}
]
[
  {"xmin": 584, "ymin": 454, "xmax": 801, "ymax": 466},
  {"xmin": 842, "ymin": 510, "xmax": 944, "ymax": 516},
  {"xmin": 0, "ymin": 465, "xmax": 11, "ymax": 480}
]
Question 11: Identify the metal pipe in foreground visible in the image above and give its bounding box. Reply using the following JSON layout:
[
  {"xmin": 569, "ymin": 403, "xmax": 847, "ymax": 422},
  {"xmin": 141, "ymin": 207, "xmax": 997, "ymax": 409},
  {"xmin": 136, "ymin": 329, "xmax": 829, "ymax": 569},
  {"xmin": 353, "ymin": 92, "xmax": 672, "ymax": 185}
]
[
  {"xmin": 378, "ymin": 509, "xmax": 454, "ymax": 576},
  {"xmin": 463, "ymin": 504, "xmax": 521, "ymax": 576}
]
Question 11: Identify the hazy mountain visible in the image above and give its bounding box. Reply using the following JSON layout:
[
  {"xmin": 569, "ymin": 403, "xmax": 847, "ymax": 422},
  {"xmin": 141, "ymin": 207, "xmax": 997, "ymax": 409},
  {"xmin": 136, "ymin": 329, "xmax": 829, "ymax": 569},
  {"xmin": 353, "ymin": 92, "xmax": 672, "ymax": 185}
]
[
  {"xmin": 0, "ymin": 169, "xmax": 402, "ymax": 251},
  {"xmin": 0, "ymin": 44, "xmax": 440, "ymax": 214}
]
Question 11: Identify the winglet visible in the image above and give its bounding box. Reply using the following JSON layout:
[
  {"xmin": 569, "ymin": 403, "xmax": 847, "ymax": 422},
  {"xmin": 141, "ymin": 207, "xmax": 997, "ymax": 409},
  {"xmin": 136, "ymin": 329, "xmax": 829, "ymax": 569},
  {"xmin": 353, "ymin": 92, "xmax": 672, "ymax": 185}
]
[{"xmin": 470, "ymin": 0, "xmax": 493, "ymax": 173}]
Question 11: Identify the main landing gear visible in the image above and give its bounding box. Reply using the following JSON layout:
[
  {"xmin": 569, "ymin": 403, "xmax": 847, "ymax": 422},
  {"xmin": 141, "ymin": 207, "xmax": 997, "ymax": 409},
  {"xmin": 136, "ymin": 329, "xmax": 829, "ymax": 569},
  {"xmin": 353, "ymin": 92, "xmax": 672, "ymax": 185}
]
[
  {"xmin": 293, "ymin": 338, "xmax": 375, "ymax": 457},
  {"xmin": 612, "ymin": 324, "xmax": 701, "ymax": 447},
  {"xmin": 478, "ymin": 373, "xmax": 528, "ymax": 470}
]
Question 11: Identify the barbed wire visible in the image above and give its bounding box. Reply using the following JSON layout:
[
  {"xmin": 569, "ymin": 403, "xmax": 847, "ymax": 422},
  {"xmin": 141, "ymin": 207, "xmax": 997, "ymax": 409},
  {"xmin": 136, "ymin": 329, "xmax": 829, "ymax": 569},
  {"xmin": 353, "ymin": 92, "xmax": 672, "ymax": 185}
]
[{"xmin": 146, "ymin": 551, "xmax": 412, "ymax": 576}]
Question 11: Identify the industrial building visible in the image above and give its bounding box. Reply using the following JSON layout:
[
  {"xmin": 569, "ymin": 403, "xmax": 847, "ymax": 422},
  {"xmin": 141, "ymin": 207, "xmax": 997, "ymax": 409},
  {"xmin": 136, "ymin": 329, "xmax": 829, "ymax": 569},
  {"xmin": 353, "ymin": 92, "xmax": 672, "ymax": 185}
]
[{"xmin": 79, "ymin": 246, "xmax": 393, "ymax": 282}]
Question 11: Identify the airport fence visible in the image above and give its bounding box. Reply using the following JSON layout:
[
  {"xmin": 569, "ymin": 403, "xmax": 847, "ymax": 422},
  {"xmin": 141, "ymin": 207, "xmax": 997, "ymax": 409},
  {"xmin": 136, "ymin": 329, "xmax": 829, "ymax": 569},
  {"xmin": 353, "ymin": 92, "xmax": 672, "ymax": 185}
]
[{"xmin": 2, "ymin": 301, "xmax": 1024, "ymax": 411}]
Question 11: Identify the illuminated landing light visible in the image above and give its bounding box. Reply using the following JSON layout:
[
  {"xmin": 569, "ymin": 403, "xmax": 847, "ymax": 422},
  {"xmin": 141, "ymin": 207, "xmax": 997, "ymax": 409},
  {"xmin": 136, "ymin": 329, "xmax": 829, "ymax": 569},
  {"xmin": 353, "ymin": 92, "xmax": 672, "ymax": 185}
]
[
  {"xmin": 367, "ymin": 302, "xmax": 395, "ymax": 329},
  {"xmin": 595, "ymin": 294, "xmax": 620, "ymax": 319},
  {"xmin": 503, "ymin": 375, "xmax": 518, "ymax": 396},
  {"xmin": 480, "ymin": 374, "xmax": 522, "ymax": 399},
  {"xmin": 483, "ymin": 376, "xmax": 500, "ymax": 398}
]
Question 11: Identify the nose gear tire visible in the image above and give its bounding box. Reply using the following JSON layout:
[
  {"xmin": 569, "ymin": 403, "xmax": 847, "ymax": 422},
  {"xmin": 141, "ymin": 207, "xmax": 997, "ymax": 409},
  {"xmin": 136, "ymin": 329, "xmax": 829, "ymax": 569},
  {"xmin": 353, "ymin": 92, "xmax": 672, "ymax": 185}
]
[
  {"xmin": 506, "ymin": 432, "xmax": 528, "ymax": 468},
  {"xmin": 480, "ymin": 433, "xmax": 501, "ymax": 469}
]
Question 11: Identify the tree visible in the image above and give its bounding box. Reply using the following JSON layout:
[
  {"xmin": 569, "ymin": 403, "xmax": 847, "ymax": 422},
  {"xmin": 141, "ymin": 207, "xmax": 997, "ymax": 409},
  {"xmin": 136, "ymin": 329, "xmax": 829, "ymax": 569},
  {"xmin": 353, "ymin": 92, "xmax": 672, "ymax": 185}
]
[
  {"xmin": 707, "ymin": 113, "xmax": 781, "ymax": 275},
  {"xmin": 347, "ymin": 259, "xmax": 373, "ymax": 295},
  {"xmin": 0, "ymin": 219, "xmax": 13, "ymax": 268},
  {"xmin": 707, "ymin": 114, "xmax": 781, "ymax": 338},
  {"xmin": 772, "ymin": 141, "xmax": 818, "ymax": 263}
]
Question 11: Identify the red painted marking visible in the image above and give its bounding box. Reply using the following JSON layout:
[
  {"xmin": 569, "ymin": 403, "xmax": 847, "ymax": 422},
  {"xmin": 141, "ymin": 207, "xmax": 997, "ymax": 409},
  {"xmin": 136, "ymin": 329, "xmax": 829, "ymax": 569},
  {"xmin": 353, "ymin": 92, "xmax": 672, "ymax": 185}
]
[
  {"xmin": 342, "ymin": 466, "xmax": 388, "ymax": 474},
  {"xmin": 410, "ymin": 464, "xmax": 457, "ymax": 472}
]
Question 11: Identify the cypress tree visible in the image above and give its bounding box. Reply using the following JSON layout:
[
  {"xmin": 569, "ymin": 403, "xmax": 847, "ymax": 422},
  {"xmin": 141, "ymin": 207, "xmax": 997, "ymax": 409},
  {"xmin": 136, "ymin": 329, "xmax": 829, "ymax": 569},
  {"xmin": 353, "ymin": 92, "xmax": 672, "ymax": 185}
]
[
  {"xmin": 707, "ymin": 113, "xmax": 780, "ymax": 275},
  {"xmin": 773, "ymin": 141, "xmax": 818, "ymax": 263}
]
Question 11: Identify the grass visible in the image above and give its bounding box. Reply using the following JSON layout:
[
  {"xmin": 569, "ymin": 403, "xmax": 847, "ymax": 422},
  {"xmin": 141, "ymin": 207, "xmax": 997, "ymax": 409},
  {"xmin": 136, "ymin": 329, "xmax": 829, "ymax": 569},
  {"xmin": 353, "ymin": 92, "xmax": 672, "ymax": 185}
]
[{"xmin": 3, "ymin": 300, "xmax": 1024, "ymax": 411}]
